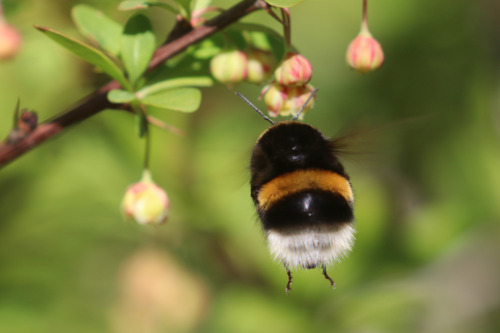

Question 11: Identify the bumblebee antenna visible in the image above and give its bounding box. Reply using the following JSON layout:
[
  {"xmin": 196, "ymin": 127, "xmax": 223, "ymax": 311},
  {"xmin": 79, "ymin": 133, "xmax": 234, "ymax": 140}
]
[
  {"xmin": 235, "ymin": 92, "xmax": 275, "ymax": 125},
  {"xmin": 292, "ymin": 88, "xmax": 319, "ymax": 121}
]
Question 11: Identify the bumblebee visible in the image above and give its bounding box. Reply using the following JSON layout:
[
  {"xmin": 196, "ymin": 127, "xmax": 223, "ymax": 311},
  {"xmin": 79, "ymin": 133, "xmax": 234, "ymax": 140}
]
[{"xmin": 238, "ymin": 92, "xmax": 355, "ymax": 293}]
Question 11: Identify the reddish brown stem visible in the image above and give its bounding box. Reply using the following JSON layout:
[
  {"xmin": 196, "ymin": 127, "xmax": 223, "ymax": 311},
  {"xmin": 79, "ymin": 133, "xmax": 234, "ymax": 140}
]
[
  {"xmin": 0, "ymin": 0, "xmax": 268, "ymax": 168},
  {"xmin": 281, "ymin": 8, "xmax": 291, "ymax": 49},
  {"xmin": 265, "ymin": 7, "xmax": 283, "ymax": 24}
]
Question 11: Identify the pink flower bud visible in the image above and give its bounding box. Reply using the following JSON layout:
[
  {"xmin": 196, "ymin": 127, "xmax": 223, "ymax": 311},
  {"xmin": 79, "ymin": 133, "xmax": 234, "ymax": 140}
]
[
  {"xmin": 282, "ymin": 84, "xmax": 316, "ymax": 119},
  {"xmin": 260, "ymin": 82, "xmax": 316, "ymax": 118},
  {"xmin": 261, "ymin": 82, "xmax": 286, "ymax": 117},
  {"xmin": 210, "ymin": 49, "xmax": 248, "ymax": 84},
  {"xmin": 245, "ymin": 48, "xmax": 276, "ymax": 84},
  {"xmin": 122, "ymin": 170, "xmax": 169, "ymax": 225},
  {"xmin": 274, "ymin": 52, "xmax": 312, "ymax": 87},
  {"xmin": 0, "ymin": 22, "xmax": 22, "ymax": 60},
  {"xmin": 346, "ymin": 27, "xmax": 384, "ymax": 73}
]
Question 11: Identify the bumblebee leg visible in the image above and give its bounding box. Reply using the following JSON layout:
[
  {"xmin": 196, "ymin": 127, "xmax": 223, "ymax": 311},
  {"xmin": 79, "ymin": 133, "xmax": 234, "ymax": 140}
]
[
  {"xmin": 285, "ymin": 264, "xmax": 293, "ymax": 295},
  {"xmin": 322, "ymin": 265, "xmax": 336, "ymax": 290}
]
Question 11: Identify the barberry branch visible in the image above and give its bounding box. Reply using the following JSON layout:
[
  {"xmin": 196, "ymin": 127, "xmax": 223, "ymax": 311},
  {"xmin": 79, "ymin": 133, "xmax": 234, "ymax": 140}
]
[{"xmin": 0, "ymin": 0, "xmax": 268, "ymax": 168}]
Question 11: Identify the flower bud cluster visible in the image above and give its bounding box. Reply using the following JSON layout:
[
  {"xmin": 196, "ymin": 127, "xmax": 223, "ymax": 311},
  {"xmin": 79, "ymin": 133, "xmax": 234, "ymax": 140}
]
[
  {"xmin": 260, "ymin": 52, "xmax": 315, "ymax": 119},
  {"xmin": 210, "ymin": 48, "xmax": 276, "ymax": 85}
]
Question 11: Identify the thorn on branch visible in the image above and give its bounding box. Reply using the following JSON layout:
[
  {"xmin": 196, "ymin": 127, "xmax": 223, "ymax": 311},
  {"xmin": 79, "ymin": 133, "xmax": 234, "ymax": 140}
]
[{"xmin": 6, "ymin": 108, "xmax": 38, "ymax": 144}]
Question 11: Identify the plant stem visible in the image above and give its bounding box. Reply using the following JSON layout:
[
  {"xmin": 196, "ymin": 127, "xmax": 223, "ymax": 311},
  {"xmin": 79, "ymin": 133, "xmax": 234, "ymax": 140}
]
[
  {"xmin": 361, "ymin": 0, "xmax": 369, "ymax": 31},
  {"xmin": 141, "ymin": 107, "xmax": 151, "ymax": 170},
  {"xmin": 281, "ymin": 8, "xmax": 291, "ymax": 50},
  {"xmin": 0, "ymin": 0, "xmax": 5, "ymax": 23},
  {"xmin": 265, "ymin": 7, "xmax": 283, "ymax": 24}
]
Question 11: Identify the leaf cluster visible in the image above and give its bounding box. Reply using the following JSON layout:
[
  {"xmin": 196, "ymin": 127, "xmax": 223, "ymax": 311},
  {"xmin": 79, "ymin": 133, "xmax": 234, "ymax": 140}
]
[{"xmin": 36, "ymin": 1, "xmax": 286, "ymax": 137}]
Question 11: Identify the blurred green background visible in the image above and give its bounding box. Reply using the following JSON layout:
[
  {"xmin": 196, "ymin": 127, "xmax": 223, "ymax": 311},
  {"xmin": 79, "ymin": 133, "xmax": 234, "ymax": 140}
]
[{"xmin": 1, "ymin": 0, "xmax": 500, "ymax": 332}]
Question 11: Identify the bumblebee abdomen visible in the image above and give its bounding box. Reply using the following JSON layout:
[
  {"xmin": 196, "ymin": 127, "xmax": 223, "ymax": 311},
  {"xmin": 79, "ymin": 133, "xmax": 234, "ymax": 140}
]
[
  {"xmin": 255, "ymin": 169, "xmax": 354, "ymax": 230},
  {"xmin": 261, "ymin": 190, "xmax": 353, "ymax": 230}
]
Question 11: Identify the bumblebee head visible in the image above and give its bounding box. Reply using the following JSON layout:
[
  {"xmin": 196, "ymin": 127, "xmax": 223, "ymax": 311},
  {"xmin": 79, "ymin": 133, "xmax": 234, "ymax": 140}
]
[
  {"xmin": 250, "ymin": 121, "xmax": 347, "ymax": 192},
  {"xmin": 257, "ymin": 121, "xmax": 330, "ymax": 169}
]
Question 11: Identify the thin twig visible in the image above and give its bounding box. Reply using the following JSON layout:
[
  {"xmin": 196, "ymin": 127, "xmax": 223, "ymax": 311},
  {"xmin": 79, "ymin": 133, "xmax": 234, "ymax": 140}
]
[
  {"xmin": 0, "ymin": 0, "xmax": 268, "ymax": 168},
  {"xmin": 281, "ymin": 8, "xmax": 291, "ymax": 49},
  {"xmin": 265, "ymin": 7, "xmax": 283, "ymax": 24}
]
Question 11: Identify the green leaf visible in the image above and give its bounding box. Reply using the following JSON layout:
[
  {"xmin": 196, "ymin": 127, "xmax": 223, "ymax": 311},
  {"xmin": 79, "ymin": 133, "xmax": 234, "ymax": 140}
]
[
  {"xmin": 108, "ymin": 89, "xmax": 138, "ymax": 103},
  {"xmin": 35, "ymin": 26, "xmax": 130, "ymax": 89},
  {"xmin": 145, "ymin": 50, "xmax": 215, "ymax": 88},
  {"xmin": 121, "ymin": 14, "xmax": 156, "ymax": 87},
  {"xmin": 265, "ymin": 0, "xmax": 305, "ymax": 8},
  {"xmin": 192, "ymin": 38, "xmax": 223, "ymax": 59},
  {"xmin": 118, "ymin": 1, "xmax": 177, "ymax": 14},
  {"xmin": 229, "ymin": 23, "xmax": 285, "ymax": 58},
  {"xmin": 173, "ymin": 0, "xmax": 191, "ymax": 17},
  {"xmin": 137, "ymin": 77, "xmax": 212, "ymax": 99},
  {"xmin": 142, "ymin": 88, "xmax": 201, "ymax": 112},
  {"xmin": 72, "ymin": 5, "xmax": 123, "ymax": 57}
]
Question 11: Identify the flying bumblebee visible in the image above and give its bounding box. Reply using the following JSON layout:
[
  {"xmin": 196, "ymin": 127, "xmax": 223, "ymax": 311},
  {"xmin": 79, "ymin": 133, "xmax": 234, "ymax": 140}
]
[{"xmin": 237, "ymin": 91, "xmax": 355, "ymax": 294}]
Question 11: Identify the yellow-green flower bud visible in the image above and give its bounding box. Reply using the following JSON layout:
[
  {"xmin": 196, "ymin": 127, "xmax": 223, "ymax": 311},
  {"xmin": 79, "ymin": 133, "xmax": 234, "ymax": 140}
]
[
  {"xmin": 246, "ymin": 48, "xmax": 276, "ymax": 84},
  {"xmin": 210, "ymin": 49, "xmax": 248, "ymax": 84},
  {"xmin": 261, "ymin": 82, "xmax": 286, "ymax": 117},
  {"xmin": 122, "ymin": 170, "xmax": 169, "ymax": 225}
]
